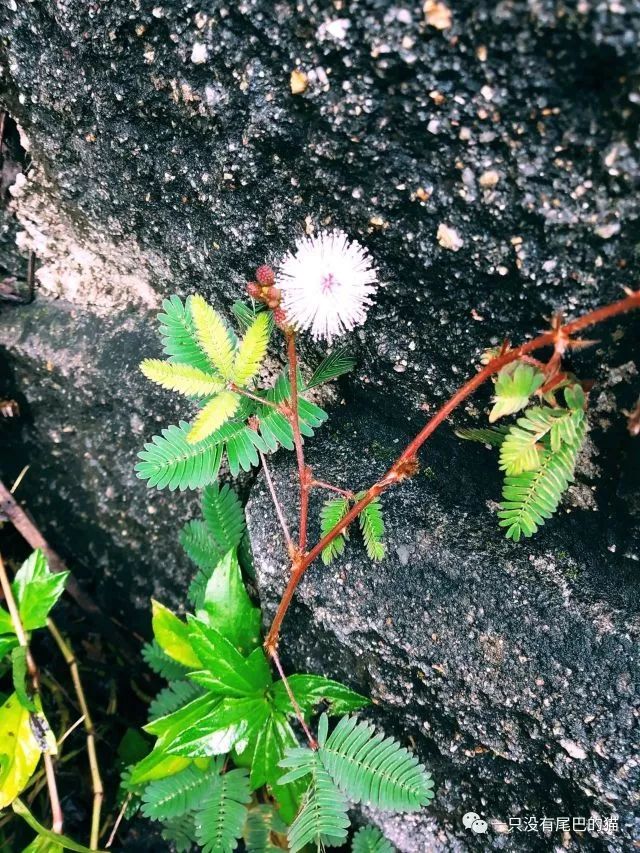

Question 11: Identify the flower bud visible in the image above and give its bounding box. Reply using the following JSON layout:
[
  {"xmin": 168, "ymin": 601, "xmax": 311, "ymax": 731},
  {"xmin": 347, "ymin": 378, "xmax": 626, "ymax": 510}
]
[
  {"xmin": 256, "ymin": 264, "xmax": 275, "ymax": 286},
  {"xmin": 247, "ymin": 281, "xmax": 261, "ymax": 299}
]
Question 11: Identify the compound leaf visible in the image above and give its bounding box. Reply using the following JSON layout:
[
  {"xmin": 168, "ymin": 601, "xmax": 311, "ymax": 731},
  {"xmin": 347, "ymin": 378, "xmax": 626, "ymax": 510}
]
[
  {"xmin": 140, "ymin": 360, "xmax": 224, "ymax": 398},
  {"xmin": 320, "ymin": 498, "xmax": 350, "ymax": 565},
  {"xmin": 489, "ymin": 363, "xmax": 545, "ymax": 423},
  {"xmin": 188, "ymin": 391, "xmax": 240, "ymax": 445},
  {"xmin": 141, "ymin": 761, "xmax": 222, "ymax": 821},
  {"xmin": 352, "ymin": 826, "xmax": 395, "ymax": 853},
  {"xmin": 136, "ymin": 421, "xmax": 223, "ymax": 491},
  {"xmin": 306, "ymin": 349, "xmax": 356, "ymax": 389},
  {"xmin": 233, "ymin": 312, "xmax": 271, "ymax": 387},
  {"xmin": 358, "ymin": 496, "xmax": 386, "ymax": 561},
  {"xmin": 191, "ymin": 295, "xmax": 236, "ymax": 380},
  {"xmin": 158, "ymin": 295, "xmax": 210, "ymax": 372},
  {"xmin": 194, "ymin": 767, "xmax": 251, "ymax": 853}
]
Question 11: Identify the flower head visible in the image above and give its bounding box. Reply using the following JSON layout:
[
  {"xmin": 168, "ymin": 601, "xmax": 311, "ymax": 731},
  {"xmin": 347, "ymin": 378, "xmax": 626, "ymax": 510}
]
[{"xmin": 276, "ymin": 229, "xmax": 379, "ymax": 342}]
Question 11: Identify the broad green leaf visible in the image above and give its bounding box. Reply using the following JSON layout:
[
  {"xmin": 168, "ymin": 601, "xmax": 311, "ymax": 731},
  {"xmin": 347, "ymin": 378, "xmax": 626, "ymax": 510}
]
[
  {"xmin": 190, "ymin": 294, "xmax": 236, "ymax": 379},
  {"xmin": 188, "ymin": 391, "xmax": 240, "ymax": 445},
  {"xmin": 165, "ymin": 696, "xmax": 269, "ymax": 758},
  {"xmin": 0, "ymin": 605, "xmax": 13, "ymax": 634},
  {"xmin": 12, "ymin": 798, "xmax": 104, "ymax": 852},
  {"xmin": 151, "ymin": 601, "xmax": 201, "ymax": 669},
  {"xmin": 233, "ymin": 312, "xmax": 271, "ymax": 386},
  {"xmin": 187, "ymin": 618, "xmax": 269, "ymax": 696},
  {"xmin": 145, "ymin": 694, "xmax": 220, "ymax": 740},
  {"xmin": 489, "ymin": 363, "xmax": 545, "ymax": 422},
  {"xmin": 201, "ymin": 551, "xmax": 261, "ymax": 654},
  {"xmin": 0, "ymin": 634, "xmax": 19, "ymax": 659},
  {"xmin": 0, "ymin": 693, "xmax": 42, "ymax": 808},
  {"xmin": 11, "ymin": 647, "xmax": 36, "ymax": 712},
  {"xmin": 13, "ymin": 551, "xmax": 68, "ymax": 631},
  {"xmin": 140, "ymin": 360, "xmax": 225, "ymax": 397},
  {"xmin": 128, "ymin": 748, "xmax": 192, "ymax": 787},
  {"xmin": 272, "ymin": 675, "xmax": 369, "ymax": 720}
]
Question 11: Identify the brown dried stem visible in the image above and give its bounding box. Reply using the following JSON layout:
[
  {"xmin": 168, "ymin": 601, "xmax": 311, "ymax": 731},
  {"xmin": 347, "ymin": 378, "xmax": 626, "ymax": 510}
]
[{"xmin": 47, "ymin": 618, "xmax": 104, "ymax": 850}]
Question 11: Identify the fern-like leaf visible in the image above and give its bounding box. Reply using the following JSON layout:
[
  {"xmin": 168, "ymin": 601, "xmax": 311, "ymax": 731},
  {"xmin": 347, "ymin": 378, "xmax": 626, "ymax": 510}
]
[
  {"xmin": 159, "ymin": 295, "xmax": 211, "ymax": 372},
  {"xmin": 140, "ymin": 359, "xmax": 225, "ymax": 398},
  {"xmin": 306, "ymin": 349, "xmax": 356, "ymax": 389},
  {"xmin": 455, "ymin": 426, "xmax": 509, "ymax": 447},
  {"xmin": 191, "ymin": 294, "xmax": 236, "ymax": 380},
  {"xmin": 498, "ymin": 416, "xmax": 586, "ymax": 541},
  {"xmin": 319, "ymin": 715, "xmax": 435, "ymax": 811},
  {"xmin": 352, "ymin": 826, "xmax": 395, "ymax": 853},
  {"xmin": 233, "ymin": 312, "xmax": 271, "ymax": 387},
  {"xmin": 202, "ymin": 483, "xmax": 246, "ymax": 552},
  {"xmin": 279, "ymin": 751, "xmax": 349, "ymax": 853},
  {"xmin": 188, "ymin": 391, "xmax": 240, "ymax": 445},
  {"xmin": 142, "ymin": 641, "xmax": 189, "ymax": 681},
  {"xmin": 499, "ymin": 408, "xmax": 585, "ymax": 475},
  {"xmin": 489, "ymin": 363, "xmax": 545, "ymax": 422},
  {"xmin": 148, "ymin": 680, "xmax": 204, "ymax": 721},
  {"xmin": 194, "ymin": 767, "xmax": 251, "ymax": 853},
  {"xmin": 136, "ymin": 421, "xmax": 223, "ymax": 490},
  {"xmin": 180, "ymin": 520, "xmax": 223, "ymax": 572},
  {"xmin": 320, "ymin": 497, "xmax": 350, "ymax": 565},
  {"xmin": 358, "ymin": 495, "xmax": 386, "ymax": 561},
  {"xmin": 160, "ymin": 815, "xmax": 197, "ymax": 852},
  {"xmin": 141, "ymin": 762, "xmax": 220, "ymax": 820}
]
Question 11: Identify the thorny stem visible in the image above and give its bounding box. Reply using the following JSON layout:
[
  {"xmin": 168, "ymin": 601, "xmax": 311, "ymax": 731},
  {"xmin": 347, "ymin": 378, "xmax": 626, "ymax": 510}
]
[
  {"xmin": 258, "ymin": 450, "xmax": 294, "ymax": 556},
  {"xmin": 264, "ymin": 291, "xmax": 640, "ymax": 652},
  {"xmin": 0, "ymin": 553, "xmax": 64, "ymax": 835},
  {"xmin": 286, "ymin": 331, "xmax": 311, "ymax": 551},
  {"xmin": 47, "ymin": 618, "xmax": 104, "ymax": 850}
]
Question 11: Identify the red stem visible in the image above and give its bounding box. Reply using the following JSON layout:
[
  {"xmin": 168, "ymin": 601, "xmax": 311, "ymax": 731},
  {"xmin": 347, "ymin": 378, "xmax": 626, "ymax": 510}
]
[
  {"xmin": 264, "ymin": 291, "xmax": 640, "ymax": 651},
  {"xmin": 286, "ymin": 332, "xmax": 310, "ymax": 551}
]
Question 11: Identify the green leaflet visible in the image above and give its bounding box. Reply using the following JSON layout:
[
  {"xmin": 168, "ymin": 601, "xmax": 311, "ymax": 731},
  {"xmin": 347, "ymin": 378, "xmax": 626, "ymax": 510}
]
[
  {"xmin": 271, "ymin": 674, "xmax": 370, "ymax": 720},
  {"xmin": 318, "ymin": 714, "xmax": 435, "ymax": 811},
  {"xmin": 306, "ymin": 348, "xmax": 356, "ymax": 389},
  {"xmin": 160, "ymin": 815, "xmax": 197, "ymax": 853},
  {"xmin": 187, "ymin": 618, "xmax": 271, "ymax": 697},
  {"xmin": 142, "ymin": 641, "xmax": 189, "ymax": 681},
  {"xmin": 279, "ymin": 749, "xmax": 349, "ymax": 852},
  {"xmin": 498, "ymin": 417, "xmax": 587, "ymax": 541},
  {"xmin": 12, "ymin": 550, "xmax": 68, "ymax": 631},
  {"xmin": 454, "ymin": 425, "xmax": 509, "ymax": 446},
  {"xmin": 194, "ymin": 767, "xmax": 251, "ymax": 853},
  {"xmin": 158, "ymin": 295, "xmax": 211, "ymax": 372},
  {"xmin": 357, "ymin": 494, "xmax": 386, "ymax": 561},
  {"xmin": 498, "ymin": 407, "xmax": 585, "ymax": 475},
  {"xmin": 200, "ymin": 551, "xmax": 261, "ymax": 655},
  {"xmin": 489, "ymin": 363, "xmax": 545, "ymax": 422},
  {"xmin": 141, "ymin": 760, "xmax": 223, "ymax": 821},
  {"xmin": 201, "ymin": 483, "xmax": 246, "ymax": 552},
  {"xmin": 320, "ymin": 497, "xmax": 350, "ymax": 565},
  {"xmin": 151, "ymin": 601, "xmax": 201, "ymax": 669},
  {"xmin": 352, "ymin": 826, "xmax": 395, "ymax": 853},
  {"xmin": 136, "ymin": 421, "xmax": 223, "ymax": 491},
  {"xmin": 11, "ymin": 646, "xmax": 36, "ymax": 712}
]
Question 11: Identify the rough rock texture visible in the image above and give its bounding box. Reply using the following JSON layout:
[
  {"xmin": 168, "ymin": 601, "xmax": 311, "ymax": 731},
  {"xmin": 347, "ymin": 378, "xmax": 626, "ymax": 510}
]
[
  {"xmin": 0, "ymin": 0, "xmax": 639, "ymax": 847},
  {"xmin": 247, "ymin": 397, "xmax": 639, "ymax": 852}
]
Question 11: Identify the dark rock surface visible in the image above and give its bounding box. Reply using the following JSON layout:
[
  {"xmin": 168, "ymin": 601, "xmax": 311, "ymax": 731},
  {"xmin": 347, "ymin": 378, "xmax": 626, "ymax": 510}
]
[
  {"xmin": 247, "ymin": 398, "xmax": 639, "ymax": 852},
  {"xmin": 0, "ymin": 0, "xmax": 639, "ymax": 848}
]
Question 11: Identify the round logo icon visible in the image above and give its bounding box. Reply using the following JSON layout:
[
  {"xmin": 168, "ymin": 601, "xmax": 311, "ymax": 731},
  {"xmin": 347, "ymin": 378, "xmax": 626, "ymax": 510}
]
[{"xmin": 463, "ymin": 812, "xmax": 489, "ymax": 834}]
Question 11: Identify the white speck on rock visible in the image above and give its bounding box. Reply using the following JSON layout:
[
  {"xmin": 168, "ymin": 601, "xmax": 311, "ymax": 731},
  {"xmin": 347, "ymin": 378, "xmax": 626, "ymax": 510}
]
[
  {"xmin": 437, "ymin": 223, "xmax": 464, "ymax": 251},
  {"xmin": 317, "ymin": 18, "xmax": 350, "ymax": 42},
  {"xmin": 560, "ymin": 739, "xmax": 587, "ymax": 760},
  {"xmin": 191, "ymin": 42, "xmax": 208, "ymax": 64}
]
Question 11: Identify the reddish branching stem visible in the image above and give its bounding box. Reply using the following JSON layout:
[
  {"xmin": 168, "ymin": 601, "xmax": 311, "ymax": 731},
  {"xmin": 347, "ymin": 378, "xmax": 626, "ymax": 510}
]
[{"xmin": 264, "ymin": 291, "xmax": 640, "ymax": 652}]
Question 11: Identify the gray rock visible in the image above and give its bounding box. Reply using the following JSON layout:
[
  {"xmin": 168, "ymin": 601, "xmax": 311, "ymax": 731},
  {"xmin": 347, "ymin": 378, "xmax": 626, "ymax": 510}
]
[
  {"xmin": 247, "ymin": 400, "xmax": 639, "ymax": 851},
  {"xmin": 0, "ymin": 2, "xmax": 639, "ymax": 846}
]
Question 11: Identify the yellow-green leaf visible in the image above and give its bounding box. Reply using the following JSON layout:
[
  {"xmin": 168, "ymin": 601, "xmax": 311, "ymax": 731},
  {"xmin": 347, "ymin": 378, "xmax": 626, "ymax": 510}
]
[
  {"xmin": 190, "ymin": 295, "xmax": 236, "ymax": 379},
  {"xmin": 489, "ymin": 363, "xmax": 545, "ymax": 423},
  {"xmin": 140, "ymin": 360, "xmax": 225, "ymax": 397},
  {"xmin": 129, "ymin": 748, "xmax": 191, "ymax": 786},
  {"xmin": 13, "ymin": 798, "xmax": 104, "ymax": 852},
  {"xmin": 187, "ymin": 391, "xmax": 240, "ymax": 445},
  {"xmin": 233, "ymin": 312, "xmax": 270, "ymax": 386},
  {"xmin": 0, "ymin": 693, "xmax": 42, "ymax": 809},
  {"xmin": 151, "ymin": 601, "xmax": 201, "ymax": 669}
]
